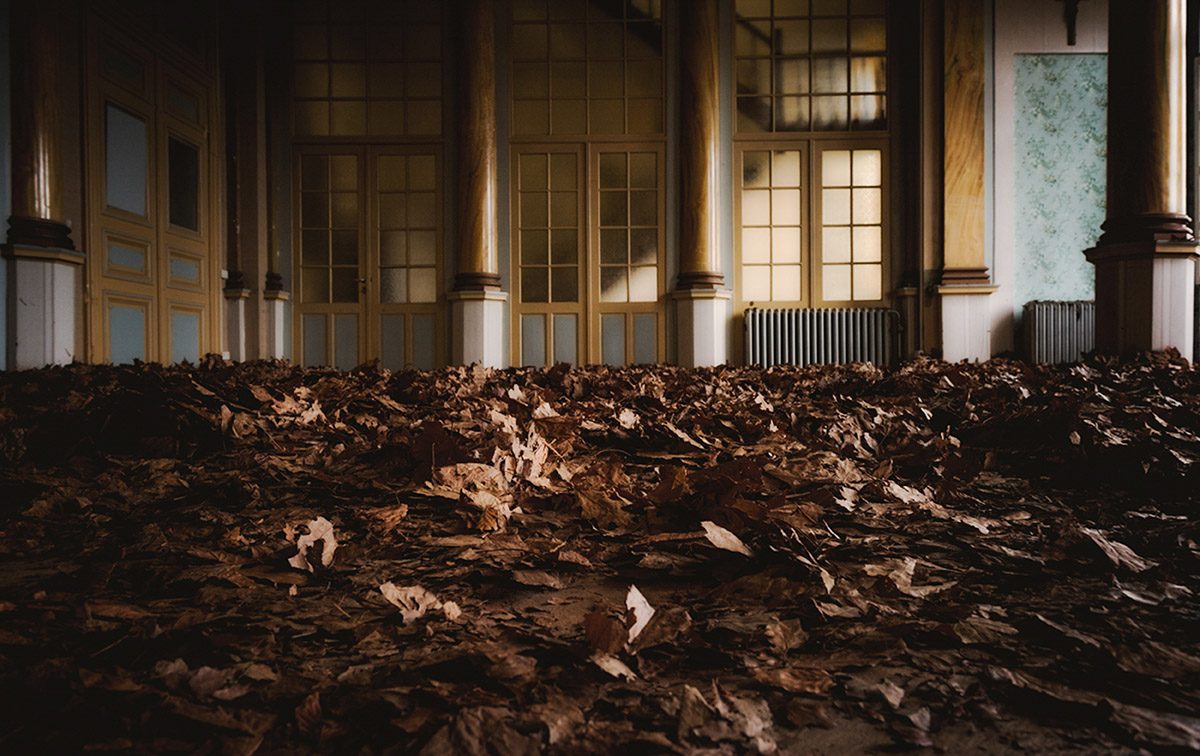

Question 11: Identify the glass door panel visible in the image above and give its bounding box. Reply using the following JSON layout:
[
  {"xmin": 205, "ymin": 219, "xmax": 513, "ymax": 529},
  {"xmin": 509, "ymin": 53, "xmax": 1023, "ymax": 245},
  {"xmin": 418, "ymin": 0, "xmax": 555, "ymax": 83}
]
[
  {"xmin": 590, "ymin": 145, "xmax": 664, "ymax": 364},
  {"xmin": 512, "ymin": 147, "xmax": 584, "ymax": 366},
  {"xmin": 296, "ymin": 151, "xmax": 363, "ymax": 367}
]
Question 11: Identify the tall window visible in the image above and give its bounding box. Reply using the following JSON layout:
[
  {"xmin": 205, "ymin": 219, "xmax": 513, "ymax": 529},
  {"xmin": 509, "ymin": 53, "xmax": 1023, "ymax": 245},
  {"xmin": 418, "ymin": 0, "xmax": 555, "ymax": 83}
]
[
  {"xmin": 291, "ymin": 0, "xmax": 446, "ymax": 370},
  {"xmin": 509, "ymin": 0, "xmax": 666, "ymax": 367},
  {"xmin": 733, "ymin": 0, "xmax": 888, "ymax": 310}
]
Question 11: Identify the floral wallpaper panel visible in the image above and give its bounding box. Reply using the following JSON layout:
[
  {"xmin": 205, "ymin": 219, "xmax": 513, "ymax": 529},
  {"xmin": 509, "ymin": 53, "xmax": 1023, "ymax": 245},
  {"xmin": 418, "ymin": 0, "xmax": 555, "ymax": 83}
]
[{"xmin": 1013, "ymin": 53, "xmax": 1105, "ymax": 315}]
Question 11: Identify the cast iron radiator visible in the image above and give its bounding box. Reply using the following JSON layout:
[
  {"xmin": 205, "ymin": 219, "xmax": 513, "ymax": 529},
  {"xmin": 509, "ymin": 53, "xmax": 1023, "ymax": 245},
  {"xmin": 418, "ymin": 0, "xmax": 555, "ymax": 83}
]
[
  {"xmin": 744, "ymin": 307, "xmax": 897, "ymax": 367},
  {"xmin": 1022, "ymin": 300, "xmax": 1094, "ymax": 364}
]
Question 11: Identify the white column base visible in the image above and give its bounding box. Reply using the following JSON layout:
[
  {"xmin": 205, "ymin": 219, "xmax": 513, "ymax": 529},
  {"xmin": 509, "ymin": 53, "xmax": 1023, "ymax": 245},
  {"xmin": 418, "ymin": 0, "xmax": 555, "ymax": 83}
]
[
  {"xmin": 673, "ymin": 289, "xmax": 731, "ymax": 367},
  {"xmin": 7, "ymin": 248, "xmax": 83, "ymax": 369},
  {"xmin": 1086, "ymin": 241, "xmax": 1199, "ymax": 355},
  {"xmin": 450, "ymin": 290, "xmax": 508, "ymax": 368},
  {"xmin": 939, "ymin": 286, "xmax": 997, "ymax": 362},
  {"xmin": 1151, "ymin": 253, "xmax": 1195, "ymax": 352},
  {"xmin": 224, "ymin": 290, "xmax": 250, "ymax": 362},
  {"xmin": 264, "ymin": 292, "xmax": 289, "ymax": 360}
]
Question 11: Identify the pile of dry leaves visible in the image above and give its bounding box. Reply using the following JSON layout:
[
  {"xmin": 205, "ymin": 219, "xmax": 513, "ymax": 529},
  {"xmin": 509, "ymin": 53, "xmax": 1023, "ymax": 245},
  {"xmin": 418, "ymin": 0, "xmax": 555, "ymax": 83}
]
[{"xmin": 1, "ymin": 352, "xmax": 1199, "ymax": 754}]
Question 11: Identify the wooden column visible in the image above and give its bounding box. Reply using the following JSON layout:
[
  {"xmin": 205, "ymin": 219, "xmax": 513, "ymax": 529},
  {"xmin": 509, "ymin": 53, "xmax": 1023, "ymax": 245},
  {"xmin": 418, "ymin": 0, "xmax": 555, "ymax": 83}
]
[
  {"xmin": 938, "ymin": 0, "xmax": 995, "ymax": 362},
  {"xmin": 1098, "ymin": 0, "xmax": 1191, "ymax": 243},
  {"xmin": 940, "ymin": 0, "xmax": 986, "ymax": 286},
  {"xmin": 676, "ymin": 0, "xmax": 722, "ymax": 290},
  {"xmin": 1084, "ymin": 0, "xmax": 1197, "ymax": 354},
  {"xmin": 6, "ymin": 0, "xmax": 74, "ymax": 250},
  {"xmin": 454, "ymin": 0, "xmax": 501, "ymax": 292}
]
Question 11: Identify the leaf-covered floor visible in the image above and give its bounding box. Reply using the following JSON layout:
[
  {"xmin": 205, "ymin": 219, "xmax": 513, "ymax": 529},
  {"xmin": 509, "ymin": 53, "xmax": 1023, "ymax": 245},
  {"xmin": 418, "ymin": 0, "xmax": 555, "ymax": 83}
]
[{"xmin": 2, "ymin": 355, "xmax": 1199, "ymax": 754}]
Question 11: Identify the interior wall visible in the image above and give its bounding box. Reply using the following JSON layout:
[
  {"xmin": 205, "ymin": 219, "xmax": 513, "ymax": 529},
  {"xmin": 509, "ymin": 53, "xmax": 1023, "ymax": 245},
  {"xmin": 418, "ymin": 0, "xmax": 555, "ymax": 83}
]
[{"xmin": 991, "ymin": 0, "xmax": 1107, "ymax": 355}]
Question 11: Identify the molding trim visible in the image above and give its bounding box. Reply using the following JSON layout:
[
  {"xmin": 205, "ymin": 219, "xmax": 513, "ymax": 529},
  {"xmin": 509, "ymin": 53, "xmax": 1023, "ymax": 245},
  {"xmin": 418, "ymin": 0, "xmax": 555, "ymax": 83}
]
[
  {"xmin": 448, "ymin": 289, "xmax": 508, "ymax": 303},
  {"xmin": 938, "ymin": 285, "xmax": 998, "ymax": 296},
  {"xmin": 1, "ymin": 243, "xmax": 85, "ymax": 265},
  {"xmin": 672, "ymin": 288, "xmax": 731, "ymax": 302}
]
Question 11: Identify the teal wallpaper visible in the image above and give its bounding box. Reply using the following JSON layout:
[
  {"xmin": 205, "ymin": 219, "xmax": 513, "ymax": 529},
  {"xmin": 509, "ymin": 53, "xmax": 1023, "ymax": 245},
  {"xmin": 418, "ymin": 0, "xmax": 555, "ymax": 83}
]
[{"xmin": 1013, "ymin": 54, "xmax": 1105, "ymax": 313}]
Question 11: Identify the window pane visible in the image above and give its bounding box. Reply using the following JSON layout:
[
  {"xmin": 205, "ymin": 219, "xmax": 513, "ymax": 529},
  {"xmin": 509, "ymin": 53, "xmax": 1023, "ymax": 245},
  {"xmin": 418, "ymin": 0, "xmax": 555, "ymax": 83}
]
[
  {"xmin": 743, "ymin": 265, "xmax": 771, "ymax": 301},
  {"xmin": 410, "ymin": 231, "xmax": 436, "ymax": 265},
  {"xmin": 775, "ymin": 20, "xmax": 809, "ymax": 55},
  {"xmin": 381, "ymin": 268, "xmax": 408, "ymax": 303},
  {"xmin": 630, "ymin": 228, "xmax": 657, "ymax": 265},
  {"xmin": 601, "ymin": 314, "xmax": 625, "ymax": 365},
  {"xmin": 852, "ymin": 187, "xmax": 881, "ymax": 224},
  {"xmin": 812, "ymin": 95, "xmax": 848, "ymax": 129},
  {"xmin": 812, "ymin": 18, "xmax": 846, "ymax": 52},
  {"xmin": 823, "ymin": 265, "xmax": 851, "ymax": 301},
  {"xmin": 773, "ymin": 227, "xmax": 802, "ymax": 263},
  {"xmin": 743, "ymin": 152, "xmax": 770, "ymax": 188},
  {"xmin": 853, "ymin": 225, "xmax": 882, "ymax": 262},
  {"xmin": 853, "ymin": 263, "xmax": 882, "ymax": 300},
  {"xmin": 850, "ymin": 56, "xmax": 885, "ymax": 92},
  {"xmin": 601, "ymin": 228, "xmax": 627, "ymax": 264},
  {"xmin": 629, "ymin": 265, "xmax": 657, "ymax": 301},
  {"xmin": 551, "ymin": 267, "xmax": 579, "ymax": 301},
  {"xmin": 600, "ymin": 266, "xmax": 627, "ymax": 302},
  {"xmin": 777, "ymin": 59, "xmax": 809, "ymax": 95},
  {"xmin": 520, "ymin": 154, "xmax": 548, "ymax": 190},
  {"xmin": 773, "ymin": 265, "xmax": 802, "ymax": 300},
  {"xmin": 823, "ymin": 226, "xmax": 851, "ymax": 262},
  {"xmin": 302, "ymin": 314, "xmax": 327, "ymax": 366},
  {"xmin": 775, "ymin": 95, "xmax": 810, "ymax": 130},
  {"xmin": 380, "ymin": 230, "xmax": 406, "ymax": 266},
  {"xmin": 813, "ymin": 58, "xmax": 848, "ymax": 93},
  {"xmin": 772, "ymin": 151, "xmax": 801, "ymax": 186},
  {"xmin": 600, "ymin": 153, "xmax": 627, "ymax": 188},
  {"xmin": 521, "ymin": 192, "xmax": 548, "ymax": 226},
  {"xmin": 600, "ymin": 191, "xmax": 627, "ymax": 226},
  {"xmin": 521, "ymin": 229, "xmax": 549, "ymax": 264},
  {"xmin": 302, "ymin": 267, "xmax": 329, "ymax": 303},
  {"xmin": 522, "ymin": 267, "xmax": 549, "ymax": 302},
  {"xmin": 630, "ymin": 153, "xmax": 656, "ymax": 188},
  {"xmin": 551, "ymin": 228, "xmax": 577, "ymax": 263},
  {"xmin": 742, "ymin": 227, "xmax": 771, "ymax": 264},
  {"xmin": 409, "ymin": 267, "xmax": 438, "ymax": 302},
  {"xmin": 168, "ymin": 137, "xmax": 200, "ymax": 230},
  {"xmin": 743, "ymin": 189, "xmax": 771, "ymax": 226},
  {"xmin": 332, "ymin": 268, "xmax": 359, "ymax": 302},
  {"xmin": 772, "ymin": 189, "xmax": 801, "ymax": 225},
  {"xmin": 302, "ymin": 230, "xmax": 328, "ymax": 265},
  {"xmin": 629, "ymin": 191, "xmax": 657, "ymax": 225},
  {"xmin": 823, "ymin": 188, "xmax": 851, "ymax": 225},
  {"xmin": 110, "ymin": 304, "xmax": 147, "ymax": 364},
  {"xmin": 850, "ymin": 18, "xmax": 886, "ymax": 52},
  {"xmin": 106, "ymin": 105, "xmax": 148, "ymax": 216},
  {"xmin": 522, "ymin": 314, "xmax": 547, "ymax": 366},
  {"xmin": 332, "ymin": 230, "xmax": 358, "ymax": 264},
  {"xmin": 823, "ymin": 150, "xmax": 852, "ymax": 185},
  {"xmin": 850, "ymin": 95, "xmax": 886, "ymax": 128},
  {"xmin": 852, "ymin": 149, "xmax": 882, "ymax": 185}
]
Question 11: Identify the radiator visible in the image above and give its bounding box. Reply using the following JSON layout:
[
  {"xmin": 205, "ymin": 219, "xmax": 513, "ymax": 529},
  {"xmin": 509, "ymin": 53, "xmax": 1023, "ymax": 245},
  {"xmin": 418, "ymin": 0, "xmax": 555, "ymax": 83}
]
[
  {"xmin": 745, "ymin": 307, "xmax": 896, "ymax": 367},
  {"xmin": 1023, "ymin": 300, "xmax": 1094, "ymax": 364}
]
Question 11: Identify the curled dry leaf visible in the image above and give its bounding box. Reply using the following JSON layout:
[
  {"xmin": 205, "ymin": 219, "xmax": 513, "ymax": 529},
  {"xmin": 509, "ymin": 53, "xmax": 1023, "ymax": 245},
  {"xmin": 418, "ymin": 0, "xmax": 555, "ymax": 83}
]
[
  {"xmin": 378, "ymin": 582, "xmax": 459, "ymax": 624},
  {"xmin": 287, "ymin": 516, "xmax": 338, "ymax": 573},
  {"xmin": 625, "ymin": 585, "xmax": 655, "ymax": 644},
  {"xmin": 701, "ymin": 520, "xmax": 754, "ymax": 557}
]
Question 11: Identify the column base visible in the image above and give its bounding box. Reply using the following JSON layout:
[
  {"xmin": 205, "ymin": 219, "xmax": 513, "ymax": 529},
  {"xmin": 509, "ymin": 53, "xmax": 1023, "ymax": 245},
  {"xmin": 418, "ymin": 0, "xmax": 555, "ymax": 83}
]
[
  {"xmin": 449, "ymin": 289, "xmax": 507, "ymax": 368},
  {"xmin": 672, "ymin": 288, "xmax": 730, "ymax": 368},
  {"xmin": 1084, "ymin": 240, "xmax": 1198, "ymax": 355},
  {"xmin": 938, "ymin": 285, "xmax": 997, "ymax": 362},
  {"xmin": 224, "ymin": 288, "xmax": 251, "ymax": 362},
  {"xmin": 3, "ymin": 244, "xmax": 84, "ymax": 369},
  {"xmin": 264, "ymin": 290, "xmax": 289, "ymax": 360}
]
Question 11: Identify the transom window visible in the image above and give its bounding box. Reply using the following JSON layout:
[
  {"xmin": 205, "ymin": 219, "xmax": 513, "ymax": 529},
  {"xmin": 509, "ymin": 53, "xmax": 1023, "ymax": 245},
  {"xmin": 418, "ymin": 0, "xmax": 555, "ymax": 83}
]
[
  {"xmin": 733, "ymin": 0, "xmax": 889, "ymax": 315},
  {"xmin": 734, "ymin": 0, "xmax": 887, "ymax": 133}
]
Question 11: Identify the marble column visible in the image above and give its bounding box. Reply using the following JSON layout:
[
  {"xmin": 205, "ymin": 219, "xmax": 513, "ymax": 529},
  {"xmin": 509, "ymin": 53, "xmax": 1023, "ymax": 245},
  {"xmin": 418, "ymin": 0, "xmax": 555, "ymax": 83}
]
[
  {"xmin": 449, "ymin": 0, "xmax": 506, "ymax": 367},
  {"xmin": 1084, "ymin": 0, "xmax": 1197, "ymax": 355},
  {"xmin": 938, "ymin": 0, "xmax": 995, "ymax": 362},
  {"xmin": 3, "ymin": 0, "xmax": 84, "ymax": 368},
  {"xmin": 674, "ymin": 0, "xmax": 729, "ymax": 367}
]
